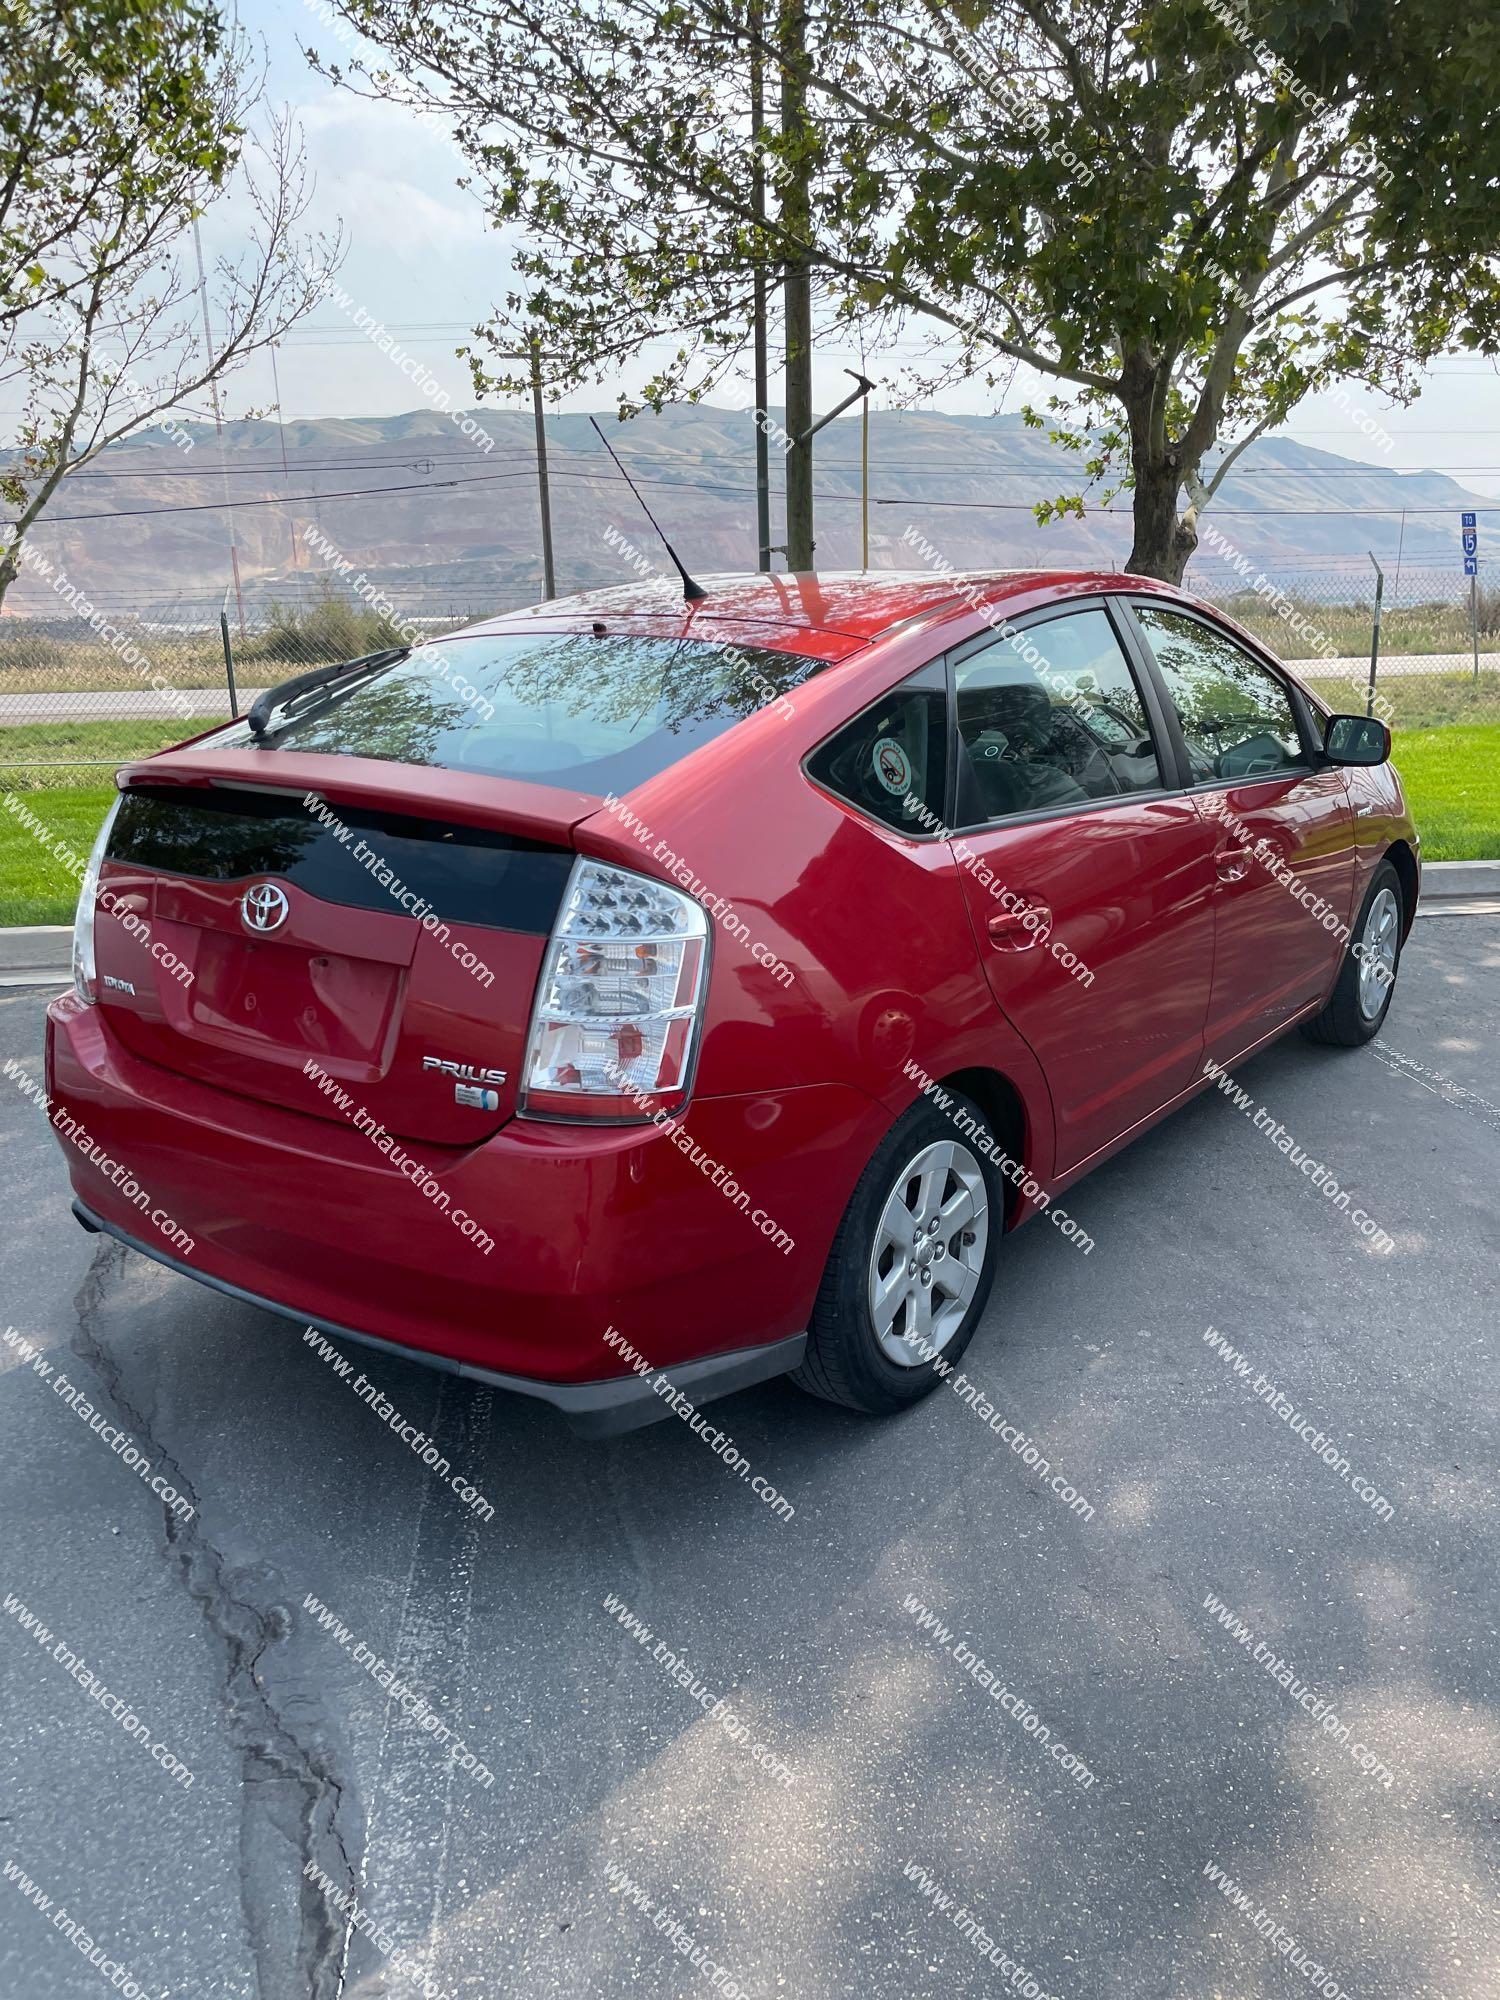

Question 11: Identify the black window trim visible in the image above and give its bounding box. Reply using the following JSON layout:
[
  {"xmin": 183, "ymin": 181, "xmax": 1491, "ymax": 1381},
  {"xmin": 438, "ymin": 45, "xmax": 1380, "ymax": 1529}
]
[
  {"xmin": 799, "ymin": 657, "xmax": 954, "ymax": 842},
  {"xmin": 939, "ymin": 593, "xmax": 1184, "ymax": 839},
  {"xmin": 1113, "ymin": 595, "xmax": 1326, "ymax": 795},
  {"xmin": 801, "ymin": 590, "xmax": 1339, "ymax": 850}
]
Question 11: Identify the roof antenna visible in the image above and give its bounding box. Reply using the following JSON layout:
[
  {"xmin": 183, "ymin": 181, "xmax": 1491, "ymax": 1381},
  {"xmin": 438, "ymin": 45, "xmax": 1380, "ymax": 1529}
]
[{"xmin": 589, "ymin": 416, "xmax": 707, "ymax": 602}]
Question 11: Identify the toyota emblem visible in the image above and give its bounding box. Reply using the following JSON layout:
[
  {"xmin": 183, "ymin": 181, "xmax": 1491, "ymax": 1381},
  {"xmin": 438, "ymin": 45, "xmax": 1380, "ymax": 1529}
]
[{"xmin": 241, "ymin": 882, "xmax": 290, "ymax": 934}]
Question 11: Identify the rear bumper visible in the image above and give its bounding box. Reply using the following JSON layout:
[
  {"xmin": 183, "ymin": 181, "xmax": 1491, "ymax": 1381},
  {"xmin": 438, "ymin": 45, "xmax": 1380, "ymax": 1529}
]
[
  {"xmin": 72, "ymin": 1198, "xmax": 805, "ymax": 1436},
  {"xmin": 47, "ymin": 992, "xmax": 880, "ymax": 1408}
]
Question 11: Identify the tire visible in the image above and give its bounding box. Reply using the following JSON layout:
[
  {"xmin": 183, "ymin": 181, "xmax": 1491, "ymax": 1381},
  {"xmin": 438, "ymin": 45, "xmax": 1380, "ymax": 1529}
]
[
  {"xmin": 1299, "ymin": 859, "xmax": 1404, "ymax": 1048},
  {"xmin": 791, "ymin": 1090, "xmax": 1004, "ymax": 1415}
]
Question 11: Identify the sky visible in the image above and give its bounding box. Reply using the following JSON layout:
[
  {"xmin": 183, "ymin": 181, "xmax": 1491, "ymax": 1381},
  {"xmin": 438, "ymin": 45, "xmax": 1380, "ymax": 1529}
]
[{"xmin": 139, "ymin": 0, "xmax": 1500, "ymax": 512}]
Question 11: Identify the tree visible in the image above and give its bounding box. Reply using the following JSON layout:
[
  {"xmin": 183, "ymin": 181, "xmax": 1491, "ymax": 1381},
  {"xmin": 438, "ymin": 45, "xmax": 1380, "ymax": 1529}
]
[
  {"xmin": 318, "ymin": 0, "xmax": 1500, "ymax": 579},
  {"xmin": 0, "ymin": 1, "xmax": 342, "ymax": 612}
]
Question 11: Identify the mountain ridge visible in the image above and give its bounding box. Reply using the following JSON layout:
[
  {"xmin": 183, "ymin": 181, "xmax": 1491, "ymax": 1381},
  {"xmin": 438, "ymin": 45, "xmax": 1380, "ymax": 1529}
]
[{"xmin": 7, "ymin": 404, "xmax": 1488, "ymax": 615}]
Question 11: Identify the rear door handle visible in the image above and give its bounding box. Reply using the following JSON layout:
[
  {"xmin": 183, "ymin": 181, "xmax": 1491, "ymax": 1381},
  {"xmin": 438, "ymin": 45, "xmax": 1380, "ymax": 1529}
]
[
  {"xmin": 986, "ymin": 903, "xmax": 1051, "ymax": 949},
  {"xmin": 1216, "ymin": 845, "xmax": 1252, "ymax": 882}
]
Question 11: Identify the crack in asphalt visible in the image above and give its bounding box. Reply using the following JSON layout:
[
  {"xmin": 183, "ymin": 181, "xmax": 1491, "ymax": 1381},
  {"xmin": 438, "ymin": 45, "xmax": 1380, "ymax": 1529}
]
[{"xmin": 71, "ymin": 1240, "xmax": 363, "ymax": 2000}]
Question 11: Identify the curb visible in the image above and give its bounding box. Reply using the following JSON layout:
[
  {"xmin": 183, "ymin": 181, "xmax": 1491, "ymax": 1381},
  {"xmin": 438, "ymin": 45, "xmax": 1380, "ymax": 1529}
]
[
  {"xmin": 0, "ymin": 923, "xmax": 71, "ymax": 990},
  {"xmin": 3, "ymin": 862, "xmax": 1498, "ymax": 989},
  {"xmin": 1414, "ymin": 858, "xmax": 1500, "ymax": 920}
]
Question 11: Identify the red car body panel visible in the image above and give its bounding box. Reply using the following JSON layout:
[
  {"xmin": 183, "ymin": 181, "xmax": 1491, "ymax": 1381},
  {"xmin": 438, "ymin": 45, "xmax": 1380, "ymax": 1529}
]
[{"xmin": 45, "ymin": 569, "xmax": 1419, "ymax": 1430}]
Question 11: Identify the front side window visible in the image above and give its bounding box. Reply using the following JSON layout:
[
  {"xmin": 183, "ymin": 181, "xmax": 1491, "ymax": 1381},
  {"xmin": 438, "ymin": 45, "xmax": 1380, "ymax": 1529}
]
[
  {"xmin": 1134, "ymin": 606, "xmax": 1307, "ymax": 783},
  {"xmin": 954, "ymin": 607, "xmax": 1164, "ymax": 822}
]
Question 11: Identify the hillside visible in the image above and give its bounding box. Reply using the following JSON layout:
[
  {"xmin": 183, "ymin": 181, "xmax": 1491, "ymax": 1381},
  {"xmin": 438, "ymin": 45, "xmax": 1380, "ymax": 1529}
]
[{"xmin": 7, "ymin": 404, "xmax": 1487, "ymax": 618}]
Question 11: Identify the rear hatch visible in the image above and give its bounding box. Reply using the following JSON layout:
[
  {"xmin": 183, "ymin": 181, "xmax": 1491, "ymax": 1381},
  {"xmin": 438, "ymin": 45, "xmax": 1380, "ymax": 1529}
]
[
  {"xmin": 88, "ymin": 621, "xmax": 830, "ymax": 1142},
  {"xmin": 92, "ymin": 762, "xmax": 583, "ymax": 1145}
]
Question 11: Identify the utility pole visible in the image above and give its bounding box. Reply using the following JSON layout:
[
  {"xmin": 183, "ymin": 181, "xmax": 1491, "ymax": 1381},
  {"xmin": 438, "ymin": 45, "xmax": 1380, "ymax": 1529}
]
[
  {"xmin": 750, "ymin": 0, "xmax": 772, "ymax": 572},
  {"xmin": 268, "ymin": 344, "xmax": 298, "ymax": 573},
  {"xmin": 861, "ymin": 383, "xmax": 870, "ymax": 570},
  {"xmin": 530, "ymin": 336, "xmax": 556, "ymax": 600},
  {"xmin": 779, "ymin": 0, "xmax": 814, "ymax": 571},
  {"xmin": 192, "ymin": 219, "xmax": 247, "ymax": 638}
]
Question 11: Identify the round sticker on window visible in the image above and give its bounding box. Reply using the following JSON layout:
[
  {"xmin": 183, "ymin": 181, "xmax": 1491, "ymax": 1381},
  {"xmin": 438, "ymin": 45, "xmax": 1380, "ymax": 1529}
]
[{"xmin": 872, "ymin": 737, "xmax": 913, "ymax": 796}]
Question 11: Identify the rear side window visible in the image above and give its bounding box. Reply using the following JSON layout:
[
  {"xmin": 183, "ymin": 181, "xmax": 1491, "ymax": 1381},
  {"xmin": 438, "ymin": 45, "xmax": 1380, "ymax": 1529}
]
[
  {"xmin": 1134, "ymin": 605, "xmax": 1307, "ymax": 782},
  {"xmin": 806, "ymin": 675, "xmax": 948, "ymax": 836},
  {"xmin": 954, "ymin": 607, "xmax": 1164, "ymax": 821},
  {"xmin": 210, "ymin": 631, "xmax": 822, "ymax": 794}
]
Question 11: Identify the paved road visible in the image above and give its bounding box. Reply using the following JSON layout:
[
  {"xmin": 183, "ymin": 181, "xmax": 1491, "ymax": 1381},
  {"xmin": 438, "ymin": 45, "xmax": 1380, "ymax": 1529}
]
[
  {"xmin": 0, "ymin": 686, "xmax": 267, "ymax": 724},
  {"xmin": 1, "ymin": 923, "xmax": 1496, "ymax": 2000}
]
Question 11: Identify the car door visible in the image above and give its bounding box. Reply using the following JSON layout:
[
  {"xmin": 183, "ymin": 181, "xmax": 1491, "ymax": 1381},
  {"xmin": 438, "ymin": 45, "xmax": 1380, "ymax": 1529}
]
[
  {"xmin": 1122, "ymin": 600, "xmax": 1357, "ymax": 1064},
  {"xmin": 944, "ymin": 600, "xmax": 1221, "ymax": 1175}
]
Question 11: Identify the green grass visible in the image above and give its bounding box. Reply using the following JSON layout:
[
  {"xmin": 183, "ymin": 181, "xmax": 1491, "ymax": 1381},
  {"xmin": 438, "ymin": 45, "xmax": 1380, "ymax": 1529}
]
[
  {"xmin": 1303, "ymin": 668, "xmax": 1500, "ymax": 731},
  {"xmin": 0, "ymin": 785, "xmax": 116, "ymax": 925},
  {"xmin": 3, "ymin": 721, "xmax": 1497, "ymax": 928},
  {"xmin": 0, "ymin": 717, "xmax": 188, "ymax": 789},
  {"xmin": 1390, "ymin": 725, "xmax": 1500, "ymax": 863}
]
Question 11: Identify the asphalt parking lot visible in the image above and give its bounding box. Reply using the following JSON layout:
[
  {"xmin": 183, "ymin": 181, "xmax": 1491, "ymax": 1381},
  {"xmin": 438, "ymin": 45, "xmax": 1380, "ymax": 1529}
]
[{"xmin": 1, "ymin": 918, "xmax": 1496, "ymax": 2000}]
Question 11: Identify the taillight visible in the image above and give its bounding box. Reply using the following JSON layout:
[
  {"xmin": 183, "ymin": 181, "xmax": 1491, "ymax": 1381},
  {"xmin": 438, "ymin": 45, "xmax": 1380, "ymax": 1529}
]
[
  {"xmin": 72, "ymin": 799, "xmax": 120, "ymax": 1005},
  {"xmin": 519, "ymin": 857, "xmax": 710, "ymax": 1122}
]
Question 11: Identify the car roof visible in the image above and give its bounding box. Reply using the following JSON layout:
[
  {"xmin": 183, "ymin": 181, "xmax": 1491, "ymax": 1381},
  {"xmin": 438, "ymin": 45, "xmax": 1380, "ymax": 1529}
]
[{"xmin": 457, "ymin": 568, "xmax": 1179, "ymax": 657}]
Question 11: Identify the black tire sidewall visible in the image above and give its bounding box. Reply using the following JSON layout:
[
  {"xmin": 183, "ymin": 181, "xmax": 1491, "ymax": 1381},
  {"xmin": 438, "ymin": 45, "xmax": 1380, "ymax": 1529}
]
[{"xmin": 811, "ymin": 1094, "xmax": 1005, "ymax": 1412}]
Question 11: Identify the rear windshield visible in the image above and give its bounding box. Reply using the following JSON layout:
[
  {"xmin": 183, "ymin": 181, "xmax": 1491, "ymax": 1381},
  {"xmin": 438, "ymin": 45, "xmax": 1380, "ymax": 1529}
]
[{"xmin": 209, "ymin": 630, "xmax": 823, "ymax": 792}]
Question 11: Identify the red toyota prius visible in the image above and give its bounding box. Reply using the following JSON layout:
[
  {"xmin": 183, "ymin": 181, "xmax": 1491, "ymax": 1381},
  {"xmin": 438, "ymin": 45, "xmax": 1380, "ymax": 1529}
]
[{"xmin": 46, "ymin": 571, "xmax": 1418, "ymax": 1433}]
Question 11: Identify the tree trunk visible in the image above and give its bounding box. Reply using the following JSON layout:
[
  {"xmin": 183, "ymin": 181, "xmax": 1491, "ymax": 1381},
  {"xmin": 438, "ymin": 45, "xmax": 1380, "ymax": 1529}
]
[
  {"xmin": 1119, "ymin": 353, "xmax": 1198, "ymax": 584},
  {"xmin": 779, "ymin": 0, "xmax": 814, "ymax": 571},
  {"xmin": 1126, "ymin": 457, "xmax": 1198, "ymax": 584},
  {"xmin": 0, "ymin": 545, "xmax": 19, "ymax": 619}
]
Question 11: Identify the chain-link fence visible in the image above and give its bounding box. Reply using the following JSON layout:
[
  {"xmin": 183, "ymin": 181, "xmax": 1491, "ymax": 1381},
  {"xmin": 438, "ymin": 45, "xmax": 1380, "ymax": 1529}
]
[
  {"xmin": 0, "ymin": 583, "xmax": 500, "ymax": 793},
  {"xmin": 1191, "ymin": 560, "xmax": 1500, "ymax": 732},
  {"xmin": 2, "ymin": 561, "xmax": 1497, "ymax": 795}
]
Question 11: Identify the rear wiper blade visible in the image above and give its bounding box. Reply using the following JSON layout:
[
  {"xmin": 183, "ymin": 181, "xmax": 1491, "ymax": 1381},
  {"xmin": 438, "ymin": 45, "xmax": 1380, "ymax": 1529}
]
[{"xmin": 246, "ymin": 647, "xmax": 409, "ymax": 737}]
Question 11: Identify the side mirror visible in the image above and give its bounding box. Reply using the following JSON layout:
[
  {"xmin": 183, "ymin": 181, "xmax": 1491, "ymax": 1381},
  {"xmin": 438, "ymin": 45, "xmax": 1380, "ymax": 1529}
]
[{"xmin": 1323, "ymin": 713, "xmax": 1391, "ymax": 766}]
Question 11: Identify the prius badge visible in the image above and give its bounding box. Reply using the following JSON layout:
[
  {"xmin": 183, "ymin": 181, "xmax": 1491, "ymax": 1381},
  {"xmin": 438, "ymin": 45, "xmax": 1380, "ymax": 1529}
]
[{"xmin": 423, "ymin": 1055, "xmax": 507, "ymax": 1111}]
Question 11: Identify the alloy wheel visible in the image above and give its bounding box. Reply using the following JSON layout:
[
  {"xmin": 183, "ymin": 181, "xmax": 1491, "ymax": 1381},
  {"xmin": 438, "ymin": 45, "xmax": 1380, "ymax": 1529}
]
[
  {"xmin": 867, "ymin": 1139, "xmax": 989, "ymax": 1367},
  {"xmin": 1358, "ymin": 886, "xmax": 1399, "ymax": 1020}
]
